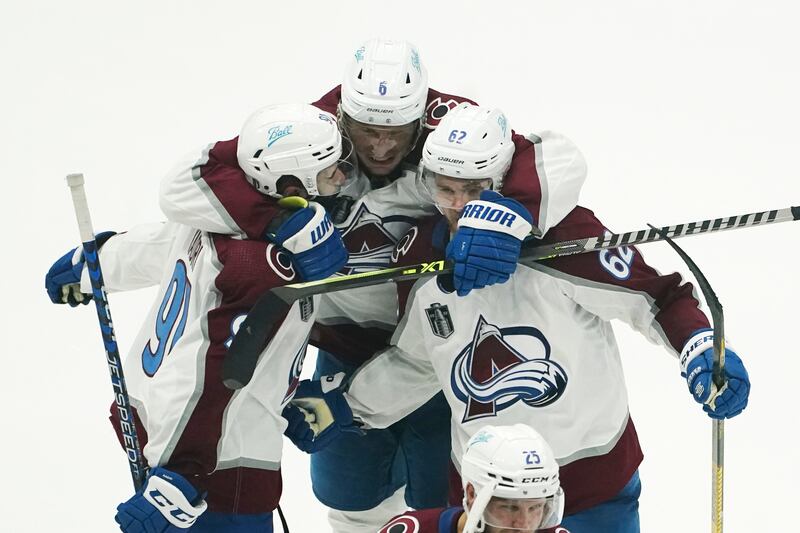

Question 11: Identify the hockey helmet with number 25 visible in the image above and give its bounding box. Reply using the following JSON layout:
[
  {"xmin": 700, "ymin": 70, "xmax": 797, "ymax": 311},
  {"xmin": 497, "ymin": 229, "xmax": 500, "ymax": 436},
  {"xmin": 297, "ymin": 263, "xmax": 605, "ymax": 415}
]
[
  {"xmin": 461, "ymin": 424, "xmax": 564, "ymax": 533},
  {"xmin": 237, "ymin": 103, "xmax": 343, "ymax": 197}
]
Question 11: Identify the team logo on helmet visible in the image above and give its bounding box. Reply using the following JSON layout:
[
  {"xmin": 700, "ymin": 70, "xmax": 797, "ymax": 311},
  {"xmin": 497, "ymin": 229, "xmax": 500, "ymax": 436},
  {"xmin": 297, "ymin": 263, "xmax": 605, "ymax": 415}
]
[
  {"xmin": 424, "ymin": 97, "xmax": 461, "ymax": 129},
  {"xmin": 451, "ymin": 316, "xmax": 568, "ymax": 422},
  {"xmin": 354, "ymin": 46, "xmax": 365, "ymax": 62},
  {"xmin": 378, "ymin": 515, "xmax": 420, "ymax": 533},
  {"xmin": 425, "ymin": 303, "xmax": 454, "ymax": 338},
  {"xmin": 410, "ymin": 49, "xmax": 421, "ymax": 73},
  {"xmin": 497, "ymin": 113, "xmax": 508, "ymax": 136},
  {"xmin": 466, "ymin": 428, "xmax": 494, "ymax": 450}
]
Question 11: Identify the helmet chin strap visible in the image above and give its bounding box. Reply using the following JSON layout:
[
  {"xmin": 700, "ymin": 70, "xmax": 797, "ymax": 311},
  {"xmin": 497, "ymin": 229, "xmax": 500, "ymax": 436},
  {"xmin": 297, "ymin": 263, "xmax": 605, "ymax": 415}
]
[{"xmin": 462, "ymin": 481, "xmax": 497, "ymax": 533}]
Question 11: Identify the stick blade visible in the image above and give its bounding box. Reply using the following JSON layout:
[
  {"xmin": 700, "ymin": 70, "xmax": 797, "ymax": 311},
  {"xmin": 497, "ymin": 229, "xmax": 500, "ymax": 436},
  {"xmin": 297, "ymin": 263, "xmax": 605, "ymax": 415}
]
[{"xmin": 222, "ymin": 292, "xmax": 293, "ymax": 389}]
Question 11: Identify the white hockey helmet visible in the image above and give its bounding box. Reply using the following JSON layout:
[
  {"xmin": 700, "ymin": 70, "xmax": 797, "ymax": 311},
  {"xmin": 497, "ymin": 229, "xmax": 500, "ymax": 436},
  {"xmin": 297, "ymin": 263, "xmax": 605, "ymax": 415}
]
[
  {"xmin": 237, "ymin": 103, "xmax": 344, "ymax": 197},
  {"xmin": 461, "ymin": 424, "xmax": 564, "ymax": 533},
  {"xmin": 340, "ymin": 38, "xmax": 429, "ymax": 126},
  {"xmin": 421, "ymin": 102, "xmax": 514, "ymax": 192}
]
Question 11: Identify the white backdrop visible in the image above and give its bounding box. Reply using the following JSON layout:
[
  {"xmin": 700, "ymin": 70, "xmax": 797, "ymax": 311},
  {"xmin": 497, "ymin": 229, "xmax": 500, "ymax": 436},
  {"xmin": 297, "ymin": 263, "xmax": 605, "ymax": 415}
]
[{"xmin": 2, "ymin": 1, "xmax": 798, "ymax": 531}]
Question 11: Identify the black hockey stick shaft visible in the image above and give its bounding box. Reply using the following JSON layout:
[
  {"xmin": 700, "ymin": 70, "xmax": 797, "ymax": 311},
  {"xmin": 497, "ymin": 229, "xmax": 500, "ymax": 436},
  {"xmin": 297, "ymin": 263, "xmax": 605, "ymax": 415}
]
[
  {"xmin": 222, "ymin": 204, "xmax": 797, "ymax": 390},
  {"xmin": 67, "ymin": 173, "xmax": 147, "ymax": 491},
  {"xmin": 648, "ymin": 225, "xmax": 725, "ymax": 532}
]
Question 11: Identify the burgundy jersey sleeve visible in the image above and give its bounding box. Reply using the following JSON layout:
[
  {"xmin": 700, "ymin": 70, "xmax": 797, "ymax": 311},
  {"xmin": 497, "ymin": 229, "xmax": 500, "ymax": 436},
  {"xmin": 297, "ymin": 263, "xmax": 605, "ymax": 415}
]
[
  {"xmin": 310, "ymin": 322, "xmax": 393, "ymax": 366},
  {"xmin": 192, "ymin": 137, "xmax": 284, "ymax": 239},
  {"xmin": 539, "ymin": 207, "xmax": 711, "ymax": 351},
  {"xmin": 404, "ymin": 88, "xmax": 478, "ymax": 165},
  {"xmin": 161, "ymin": 86, "xmax": 347, "ymax": 240},
  {"xmin": 311, "ymin": 85, "xmax": 343, "ymax": 115}
]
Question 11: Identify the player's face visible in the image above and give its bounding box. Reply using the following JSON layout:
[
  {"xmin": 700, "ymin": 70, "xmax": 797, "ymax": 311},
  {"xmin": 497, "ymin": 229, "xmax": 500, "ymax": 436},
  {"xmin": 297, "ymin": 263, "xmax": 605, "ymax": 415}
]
[
  {"xmin": 274, "ymin": 163, "xmax": 346, "ymax": 199},
  {"xmin": 482, "ymin": 496, "xmax": 547, "ymax": 533},
  {"xmin": 316, "ymin": 162, "xmax": 347, "ymax": 196},
  {"xmin": 344, "ymin": 118, "xmax": 417, "ymax": 178},
  {"xmin": 430, "ymin": 174, "xmax": 492, "ymax": 230}
]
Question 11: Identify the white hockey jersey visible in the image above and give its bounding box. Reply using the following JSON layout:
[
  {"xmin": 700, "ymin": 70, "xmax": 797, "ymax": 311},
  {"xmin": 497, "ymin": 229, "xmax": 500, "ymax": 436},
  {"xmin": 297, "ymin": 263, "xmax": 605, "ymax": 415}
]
[
  {"xmin": 346, "ymin": 211, "xmax": 711, "ymax": 515},
  {"xmin": 158, "ymin": 131, "xmax": 587, "ymax": 364},
  {"xmin": 81, "ymin": 222, "xmax": 315, "ymax": 514}
]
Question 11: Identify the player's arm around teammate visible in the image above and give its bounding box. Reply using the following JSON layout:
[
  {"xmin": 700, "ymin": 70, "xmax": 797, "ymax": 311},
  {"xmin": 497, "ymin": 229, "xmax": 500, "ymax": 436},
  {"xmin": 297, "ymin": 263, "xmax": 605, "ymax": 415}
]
[{"xmin": 45, "ymin": 104, "xmax": 352, "ymax": 533}]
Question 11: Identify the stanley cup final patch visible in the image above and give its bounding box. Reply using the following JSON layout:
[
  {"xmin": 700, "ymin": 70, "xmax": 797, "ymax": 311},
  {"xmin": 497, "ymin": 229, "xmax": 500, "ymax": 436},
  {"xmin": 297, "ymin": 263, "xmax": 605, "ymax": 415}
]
[
  {"xmin": 425, "ymin": 303, "xmax": 454, "ymax": 338},
  {"xmin": 299, "ymin": 296, "xmax": 314, "ymax": 322}
]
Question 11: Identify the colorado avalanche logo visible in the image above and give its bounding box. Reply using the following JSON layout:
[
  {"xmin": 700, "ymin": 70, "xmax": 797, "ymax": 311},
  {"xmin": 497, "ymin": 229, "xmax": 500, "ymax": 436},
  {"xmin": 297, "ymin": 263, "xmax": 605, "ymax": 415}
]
[
  {"xmin": 424, "ymin": 97, "xmax": 461, "ymax": 129},
  {"xmin": 339, "ymin": 203, "xmax": 416, "ymax": 274},
  {"xmin": 282, "ymin": 339, "xmax": 309, "ymax": 403},
  {"xmin": 451, "ymin": 316, "xmax": 568, "ymax": 422}
]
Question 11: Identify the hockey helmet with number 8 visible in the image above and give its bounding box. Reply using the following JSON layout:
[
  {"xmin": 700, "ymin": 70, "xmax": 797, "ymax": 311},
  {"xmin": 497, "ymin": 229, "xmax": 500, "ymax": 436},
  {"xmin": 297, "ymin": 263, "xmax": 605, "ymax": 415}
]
[
  {"xmin": 461, "ymin": 424, "xmax": 564, "ymax": 533},
  {"xmin": 340, "ymin": 38, "xmax": 429, "ymax": 126},
  {"xmin": 420, "ymin": 103, "xmax": 515, "ymax": 209},
  {"xmin": 237, "ymin": 103, "xmax": 350, "ymax": 198}
]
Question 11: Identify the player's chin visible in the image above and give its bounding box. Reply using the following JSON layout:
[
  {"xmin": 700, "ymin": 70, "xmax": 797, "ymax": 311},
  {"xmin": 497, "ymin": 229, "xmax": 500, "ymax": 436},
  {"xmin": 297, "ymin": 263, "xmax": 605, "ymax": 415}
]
[{"xmin": 362, "ymin": 156, "xmax": 401, "ymax": 176}]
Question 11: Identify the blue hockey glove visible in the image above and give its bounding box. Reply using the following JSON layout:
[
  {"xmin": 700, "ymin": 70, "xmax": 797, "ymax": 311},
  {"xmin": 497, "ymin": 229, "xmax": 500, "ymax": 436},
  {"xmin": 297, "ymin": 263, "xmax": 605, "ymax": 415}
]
[
  {"xmin": 446, "ymin": 190, "xmax": 533, "ymax": 297},
  {"xmin": 288, "ymin": 373, "xmax": 360, "ymax": 452},
  {"xmin": 282, "ymin": 403, "xmax": 317, "ymax": 453},
  {"xmin": 115, "ymin": 467, "xmax": 207, "ymax": 532},
  {"xmin": 270, "ymin": 200, "xmax": 348, "ymax": 281},
  {"xmin": 45, "ymin": 231, "xmax": 116, "ymax": 306},
  {"xmin": 680, "ymin": 329, "xmax": 751, "ymax": 420}
]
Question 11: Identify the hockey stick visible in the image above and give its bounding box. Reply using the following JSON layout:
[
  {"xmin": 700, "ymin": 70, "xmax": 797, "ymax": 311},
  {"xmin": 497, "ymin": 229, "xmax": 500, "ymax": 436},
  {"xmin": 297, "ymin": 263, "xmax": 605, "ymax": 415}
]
[
  {"xmin": 66, "ymin": 173, "xmax": 147, "ymax": 491},
  {"xmin": 222, "ymin": 204, "xmax": 798, "ymax": 390},
  {"xmin": 648, "ymin": 225, "xmax": 726, "ymax": 532}
]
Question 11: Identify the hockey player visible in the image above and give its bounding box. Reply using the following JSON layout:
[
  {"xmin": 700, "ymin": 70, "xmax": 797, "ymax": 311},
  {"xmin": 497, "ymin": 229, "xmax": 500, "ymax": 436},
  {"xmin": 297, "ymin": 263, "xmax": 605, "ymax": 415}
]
[
  {"xmin": 294, "ymin": 104, "xmax": 752, "ymax": 532},
  {"xmin": 44, "ymin": 104, "xmax": 353, "ymax": 532},
  {"xmin": 379, "ymin": 424, "xmax": 570, "ymax": 533},
  {"xmin": 154, "ymin": 39, "xmax": 586, "ymax": 532}
]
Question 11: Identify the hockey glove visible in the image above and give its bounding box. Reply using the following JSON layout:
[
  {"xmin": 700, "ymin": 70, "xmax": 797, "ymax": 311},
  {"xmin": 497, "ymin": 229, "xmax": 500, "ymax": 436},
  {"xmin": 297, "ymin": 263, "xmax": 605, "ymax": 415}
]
[
  {"xmin": 446, "ymin": 190, "xmax": 533, "ymax": 297},
  {"xmin": 288, "ymin": 373, "xmax": 359, "ymax": 452},
  {"xmin": 45, "ymin": 231, "xmax": 117, "ymax": 306},
  {"xmin": 282, "ymin": 402, "xmax": 317, "ymax": 453},
  {"xmin": 115, "ymin": 467, "xmax": 207, "ymax": 532},
  {"xmin": 269, "ymin": 199, "xmax": 348, "ymax": 281},
  {"xmin": 681, "ymin": 329, "xmax": 751, "ymax": 420}
]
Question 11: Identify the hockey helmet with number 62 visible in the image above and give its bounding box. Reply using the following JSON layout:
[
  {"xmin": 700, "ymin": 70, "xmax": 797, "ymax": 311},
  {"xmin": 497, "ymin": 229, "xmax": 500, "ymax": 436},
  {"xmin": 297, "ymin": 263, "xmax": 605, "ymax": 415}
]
[{"xmin": 421, "ymin": 102, "xmax": 514, "ymax": 191}]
